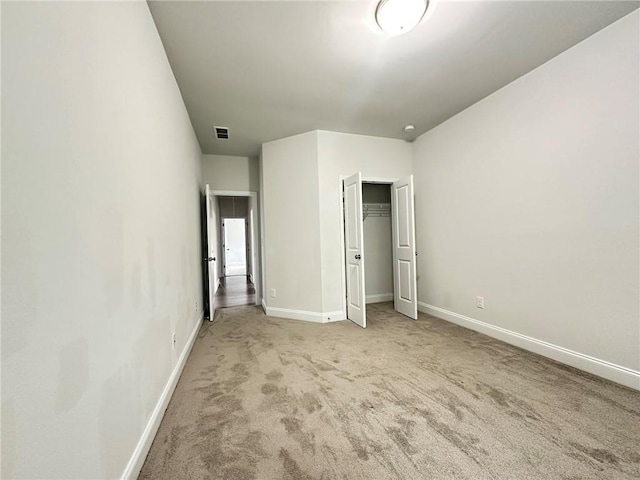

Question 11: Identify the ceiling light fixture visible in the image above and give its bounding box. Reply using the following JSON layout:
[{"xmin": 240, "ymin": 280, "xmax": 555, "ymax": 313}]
[{"xmin": 375, "ymin": 0, "xmax": 428, "ymax": 36}]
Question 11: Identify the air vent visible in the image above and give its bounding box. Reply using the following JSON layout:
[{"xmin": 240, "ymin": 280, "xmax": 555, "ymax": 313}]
[{"xmin": 214, "ymin": 126, "xmax": 229, "ymax": 140}]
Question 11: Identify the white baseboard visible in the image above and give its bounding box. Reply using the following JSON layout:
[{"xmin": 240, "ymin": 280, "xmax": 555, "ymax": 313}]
[
  {"xmin": 324, "ymin": 310, "xmax": 346, "ymax": 322},
  {"xmin": 264, "ymin": 306, "xmax": 345, "ymax": 323},
  {"xmin": 121, "ymin": 314, "xmax": 203, "ymax": 479},
  {"xmin": 265, "ymin": 306, "xmax": 323, "ymax": 323},
  {"xmin": 366, "ymin": 293, "xmax": 393, "ymax": 304},
  {"xmin": 418, "ymin": 302, "xmax": 640, "ymax": 391}
]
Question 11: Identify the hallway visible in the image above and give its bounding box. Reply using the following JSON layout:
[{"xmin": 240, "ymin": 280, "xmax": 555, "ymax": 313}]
[{"xmin": 215, "ymin": 276, "xmax": 256, "ymax": 309}]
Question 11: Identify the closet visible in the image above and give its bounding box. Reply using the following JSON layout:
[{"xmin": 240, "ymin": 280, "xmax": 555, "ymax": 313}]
[
  {"xmin": 362, "ymin": 183, "xmax": 393, "ymax": 304},
  {"xmin": 342, "ymin": 173, "xmax": 417, "ymax": 328}
]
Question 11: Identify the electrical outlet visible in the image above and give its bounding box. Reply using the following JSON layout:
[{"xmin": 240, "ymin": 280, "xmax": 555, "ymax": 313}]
[
  {"xmin": 172, "ymin": 332, "xmax": 177, "ymax": 349},
  {"xmin": 195, "ymin": 301, "xmax": 198, "ymax": 312},
  {"xmin": 270, "ymin": 288, "xmax": 276, "ymax": 298},
  {"xmin": 476, "ymin": 296, "xmax": 484, "ymax": 309}
]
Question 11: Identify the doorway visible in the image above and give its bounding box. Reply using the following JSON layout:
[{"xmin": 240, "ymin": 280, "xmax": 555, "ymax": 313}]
[
  {"xmin": 362, "ymin": 183, "xmax": 393, "ymax": 305},
  {"xmin": 216, "ymin": 196, "xmax": 255, "ymax": 309},
  {"xmin": 203, "ymin": 188, "xmax": 261, "ymax": 319},
  {"xmin": 342, "ymin": 174, "xmax": 418, "ymax": 328},
  {"xmin": 222, "ymin": 218, "xmax": 247, "ymax": 276}
]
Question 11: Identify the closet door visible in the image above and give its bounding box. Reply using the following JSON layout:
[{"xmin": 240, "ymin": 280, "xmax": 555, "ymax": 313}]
[
  {"xmin": 344, "ymin": 172, "xmax": 366, "ymax": 328},
  {"xmin": 391, "ymin": 176, "xmax": 418, "ymax": 320}
]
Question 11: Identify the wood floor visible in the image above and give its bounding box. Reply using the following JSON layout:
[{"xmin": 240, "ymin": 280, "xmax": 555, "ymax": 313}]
[{"xmin": 215, "ymin": 275, "xmax": 256, "ymax": 309}]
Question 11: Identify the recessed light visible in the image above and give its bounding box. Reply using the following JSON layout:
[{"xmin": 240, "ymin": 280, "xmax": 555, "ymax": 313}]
[
  {"xmin": 404, "ymin": 125, "xmax": 415, "ymax": 133},
  {"xmin": 375, "ymin": 0, "xmax": 428, "ymax": 36}
]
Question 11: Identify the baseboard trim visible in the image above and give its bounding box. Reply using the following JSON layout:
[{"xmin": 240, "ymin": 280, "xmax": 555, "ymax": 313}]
[
  {"xmin": 418, "ymin": 302, "xmax": 640, "ymax": 391},
  {"xmin": 121, "ymin": 314, "xmax": 203, "ymax": 480},
  {"xmin": 324, "ymin": 310, "xmax": 346, "ymax": 322},
  {"xmin": 265, "ymin": 306, "xmax": 324, "ymax": 323},
  {"xmin": 264, "ymin": 306, "xmax": 346, "ymax": 324},
  {"xmin": 366, "ymin": 293, "xmax": 393, "ymax": 304}
]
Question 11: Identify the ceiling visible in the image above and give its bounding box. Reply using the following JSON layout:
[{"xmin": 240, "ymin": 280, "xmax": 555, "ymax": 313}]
[{"xmin": 148, "ymin": 0, "xmax": 639, "ymax": 157}]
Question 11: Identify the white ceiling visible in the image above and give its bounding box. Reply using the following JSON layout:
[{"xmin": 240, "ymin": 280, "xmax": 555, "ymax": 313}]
[{"xmin": 148, "ymin": 0, "xmax": 639, "ymax": 157}]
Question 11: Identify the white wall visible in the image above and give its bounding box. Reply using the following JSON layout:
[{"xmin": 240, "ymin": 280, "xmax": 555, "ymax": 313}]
[
  {"xmin": 364, "ymin": 217, "xmax": 393, "ymax": 303},
  {"xmin": 261, "ymin": 132, "xmax": 323, "ymax": 315},
  {"xmin": 412, "ymin": 11, "xmax": 639, "ymax": 388},
  {"xmin": 260, "ymin": 130, "xmax": 411, "ymax": 320},
  {"xmin": 2, "ymin": 2, "xmax": 203, "ymax": 478},
  {"xmin": 317, "ymin": 131, "xmax": 412, "ymax": 316},
  {"xmin": 202, "ymin": 154, "xmax": 259, "ymax": 192}
]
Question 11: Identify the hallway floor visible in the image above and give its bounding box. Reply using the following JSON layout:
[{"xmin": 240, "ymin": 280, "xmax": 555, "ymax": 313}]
[
  {"xmin": 140, "ymin": 303, "xmax": 640, "ymax": 480},
  {"xmin": 215, "ymin": 275, "xmax": 256, "ymax": 309}
]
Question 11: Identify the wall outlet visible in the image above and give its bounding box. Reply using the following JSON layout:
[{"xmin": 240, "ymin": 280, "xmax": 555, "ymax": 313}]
[
  {"xmin": 270, "ymin": 288, "xmax": 276, "ymax": 298},
  {"xmin": 172, "ymin": 332, "xmax": 177, "ymax": 349},
  {"xmin": 195, "ymin": 301, "xmax": 198, "ymax": 312},
  {"xmin": 476, "ymin": 296, "xmax": 485, "ymax": 309}
]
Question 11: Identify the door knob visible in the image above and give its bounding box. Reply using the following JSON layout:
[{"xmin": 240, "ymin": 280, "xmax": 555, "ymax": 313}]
[{"xmin": 355, "ymin": 254, "xmax": 361, "ymax": 260}]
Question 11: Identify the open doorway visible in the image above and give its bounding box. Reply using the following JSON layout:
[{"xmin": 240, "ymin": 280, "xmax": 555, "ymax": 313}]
[
  {"xmin": 342, "ymin": 174, "xmax": 417, "ymax": 328},
  {"xmin": 362, "ymin": 183, "xmax": 393, "ymax": 305},
  {"xmin": 203, "ymin": 188, "xmax": 261, "ymax": 319},
  {"xmin": 222, "ymin": 218, "xmax": 247, "ymax": 276},
  {"xmin": 215, "ymin": 195, "xmax": 259, "ymax": 310}
]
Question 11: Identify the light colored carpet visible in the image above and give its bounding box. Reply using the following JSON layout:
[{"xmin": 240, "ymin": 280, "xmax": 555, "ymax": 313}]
[{"xmin": 139, "ymin": 302, "xmax": 640, "ymax": 479}]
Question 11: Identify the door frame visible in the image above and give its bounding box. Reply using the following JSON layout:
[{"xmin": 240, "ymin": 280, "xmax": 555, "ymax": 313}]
[
  {"xmin": 338, "ymin": 176, "xmax": 399, "ymax": 319},
  {"xmin": 210, "ymin": 190, "xmax": 261, "ymax": 305}
]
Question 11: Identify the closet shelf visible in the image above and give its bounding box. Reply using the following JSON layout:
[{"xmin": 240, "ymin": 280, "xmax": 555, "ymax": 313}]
[{"xmin": 363, "ymin": 203, "xmax": 391, "ymax": 220}]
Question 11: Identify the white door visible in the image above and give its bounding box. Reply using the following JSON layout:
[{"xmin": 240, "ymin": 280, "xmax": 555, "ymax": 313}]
[
  {"xmin": 223, "ymin": 218, "xmax": 247, "ymax": 276},
  {"xmin": 344, "ymin": 172, "xmax": 366, "ymax": 328},
  {"xmin": 205, "ymin": 184, "xmax": 217, "ymax": 319},
  {"xmin": 391, "ymin": 175, "xmax": 418, "ymax": 319}
]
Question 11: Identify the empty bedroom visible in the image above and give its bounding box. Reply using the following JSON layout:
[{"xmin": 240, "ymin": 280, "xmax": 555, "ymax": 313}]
[{"xmin": 2, "ymin": 1, "xmax": 638, "ymax": 479}]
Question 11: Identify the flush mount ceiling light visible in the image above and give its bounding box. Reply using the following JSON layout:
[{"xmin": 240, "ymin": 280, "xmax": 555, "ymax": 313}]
[{"xmin": 375, "ymin": 0, "xmax": 429, "ymax": 36}]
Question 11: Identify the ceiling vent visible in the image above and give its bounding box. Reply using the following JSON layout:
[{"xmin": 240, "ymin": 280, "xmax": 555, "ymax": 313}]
[{"xmin": 214, "ymin": 126, "xmax": 229, "ymax": 140}]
